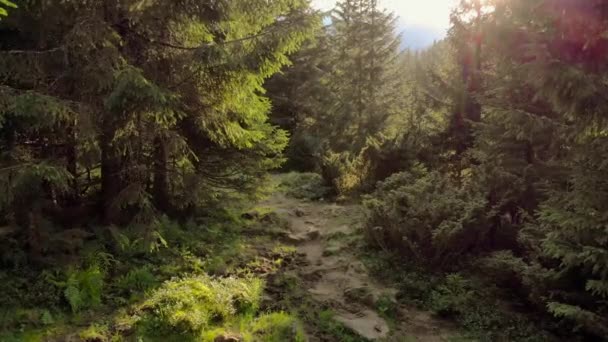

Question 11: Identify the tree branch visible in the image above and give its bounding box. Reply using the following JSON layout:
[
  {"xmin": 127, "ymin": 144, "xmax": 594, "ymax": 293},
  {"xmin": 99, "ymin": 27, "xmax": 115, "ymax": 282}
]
[{"xmin": 0, "ymin": 47, "xmax": 63, "ymax": 55}]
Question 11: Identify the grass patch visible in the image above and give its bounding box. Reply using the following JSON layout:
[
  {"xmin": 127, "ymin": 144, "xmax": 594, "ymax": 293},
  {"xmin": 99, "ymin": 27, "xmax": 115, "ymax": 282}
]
[
  {"xmin": 79, "ymin": 323, "xmax": 109, "ymax": 341},
  {"xmin": 248, "ymin": 312, "xmax": 307, "ymax": 341},
  {"xmin": 317, "ymin": 310, "xmax": 370, "ymax": 342},
  {"xmin": 134, "ymin": 275, "xmax": 263, "ymax": 340},
  {"xmin": 375, "ymin": 293, "xmax": 399, "ymax": 324}
]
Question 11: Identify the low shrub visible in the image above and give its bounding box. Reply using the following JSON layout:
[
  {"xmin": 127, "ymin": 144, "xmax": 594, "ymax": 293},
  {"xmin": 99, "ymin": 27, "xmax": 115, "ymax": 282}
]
[
  {"xmin": 363, "ymin": 164, "xmax": 488, "ymax": 267},
  {"xmin": 58, "ymin": 266, "xmax": 105, "ymax": 313},
  {"xmin": 0, "ymin": 269, "xmax": 64, "ymax": 309},
  {"xmin": 116, "ymin": 266, "xmax": 157, "ymax": 294},
  {"xmin": 321, "ymin": 152, "xmax": 368, "ymax": 197},
  {"xmin": 375, "ymin": 293, "xmax": 399, "ymax": 321},
  {"xmin": 430, "ymin": 274, "xmax": 475, "ymax": 317},
  {"xmin": 137, "ymin": 275, "xmax": 263, "ymax": 337},
  {"xmin": 279, "ymin": 172, "xmax": 330, "ymax": 200}
]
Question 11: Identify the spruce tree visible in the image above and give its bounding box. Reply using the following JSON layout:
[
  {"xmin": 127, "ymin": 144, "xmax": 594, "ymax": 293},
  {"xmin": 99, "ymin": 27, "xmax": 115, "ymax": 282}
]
[
  {"xmin": 0, "ymin": 0, "xmax": 315, "ymax": 256},
  {"xmin": 469, "ymin": 0, "xmax": 608, "ymax": 335},
  {"xmin": 265, "ymin": 21, "xmax": 335, "ymax": 171},
  {"xmin": 328, "ymin": 0, "xmax": 402, "ymax": 152}
]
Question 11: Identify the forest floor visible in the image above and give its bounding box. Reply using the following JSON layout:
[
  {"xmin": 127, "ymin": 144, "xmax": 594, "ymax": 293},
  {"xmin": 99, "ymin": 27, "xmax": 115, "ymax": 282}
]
[
  {"xmin": 261, "ymin": 186, "xmax": 458, "ymax": 341},
  {"xmin": 0, "ymin": 174, "xmax": 557, "ymax": 341}
]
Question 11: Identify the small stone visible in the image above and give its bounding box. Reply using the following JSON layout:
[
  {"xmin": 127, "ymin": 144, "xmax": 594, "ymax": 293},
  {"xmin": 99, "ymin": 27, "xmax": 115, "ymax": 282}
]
[
  {"xmin": 241, "ymin": 211, "xmax": 259, "ymax": 220},
  {"xmin": 374, "ymin": 325, "xmax": 382, "ymax": 332},
  {"xmin": 294, "ymin": 208, "xmax": 306, "ymax": 217},
  {"xmin": 349, "ymin": 262, "xmax": 366, "ymax": 274},
  {"xmin": 306, "ymin": 228, "xmax": 320, "ymax": 240},
  {"xmin": 322, "ymin": 246, "xmax": 339, "ymax": 257},
  {"xmin": 214, "ymin": 334, "xmax": 243, "ymax": 342},
  {"xmin": 285, "ymin": 233, "xmax": 306, "ymax": 244},
  {"xmin": 302, "ymin": 269, "xmax": 324, "ymax": 281},
  {"xmin": 260, "ymin": 212, "xmax": 281, "ymax": 223},
  {"xmin": 344, "ymin": 287, "xmax": 375, "ymax": 307}
]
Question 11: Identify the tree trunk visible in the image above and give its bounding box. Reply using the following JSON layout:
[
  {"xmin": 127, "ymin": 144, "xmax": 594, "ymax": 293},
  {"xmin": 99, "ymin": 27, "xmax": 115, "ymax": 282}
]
[
  {"xmin": 100, "ymin": 124, "xmax": 121, "ymax": 224},
  {"xmin": 66, "ymin": 121, "xmax": 79, "ymax": 205},
  {"xmin": 153, "ymin": 136, "xmax": 170, "ymax": 213}
]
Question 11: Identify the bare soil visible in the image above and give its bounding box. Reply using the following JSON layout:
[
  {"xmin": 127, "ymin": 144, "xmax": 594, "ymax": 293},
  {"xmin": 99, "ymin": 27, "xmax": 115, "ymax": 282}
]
[{"xmin": 263, "ymin": 192, "xmax": 457, "ymax": 341}]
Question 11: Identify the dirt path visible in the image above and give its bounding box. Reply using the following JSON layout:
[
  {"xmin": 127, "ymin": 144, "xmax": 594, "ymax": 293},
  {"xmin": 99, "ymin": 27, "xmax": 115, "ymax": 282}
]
[{"xmin": 263, "ymin": 192, "xmax": 456, "ymax": 341}]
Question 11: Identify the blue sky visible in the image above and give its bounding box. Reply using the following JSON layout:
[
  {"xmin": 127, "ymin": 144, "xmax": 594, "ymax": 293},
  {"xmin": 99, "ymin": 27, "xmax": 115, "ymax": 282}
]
[{"xmin": 313, "ymin": 0, "xmax": 456, "ymax": 49}]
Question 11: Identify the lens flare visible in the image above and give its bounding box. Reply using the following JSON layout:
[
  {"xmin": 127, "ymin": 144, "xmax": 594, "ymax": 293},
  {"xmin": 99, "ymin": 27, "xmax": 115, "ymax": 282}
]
[{"xmin": 313, "ymin": 0, "xmax": 457, "ymax": 29}]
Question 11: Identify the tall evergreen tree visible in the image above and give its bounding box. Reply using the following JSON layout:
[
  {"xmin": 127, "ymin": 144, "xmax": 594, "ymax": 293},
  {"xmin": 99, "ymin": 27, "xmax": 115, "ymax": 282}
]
[
  {"xmin": 0, "ymin": 0, "xmax": 315, "ymax": 257},
  {"xmin": 487, "ymin": 0, "xmax": 608, "ymax": 334},
  {"xmin": 265, "ymin": 22, "xmax": 335, "ymax": 171},
  {"xmin": 327, "ymin": 0, "xmax": 402, "ymax": 152}
]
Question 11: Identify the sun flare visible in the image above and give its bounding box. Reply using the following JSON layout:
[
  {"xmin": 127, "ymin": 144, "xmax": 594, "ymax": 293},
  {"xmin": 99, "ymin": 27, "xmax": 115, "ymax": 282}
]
[{"xmin": 313, "ymin": 0, "xmax": 457, "ymax": 29}]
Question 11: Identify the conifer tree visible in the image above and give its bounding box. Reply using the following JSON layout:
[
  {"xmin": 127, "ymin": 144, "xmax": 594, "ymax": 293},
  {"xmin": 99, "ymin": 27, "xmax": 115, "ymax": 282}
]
[
  {"xmin": 461, "ymin": 0, "xmax": 608, "ymax": 335},
  {"xmin": 0, "ymin": 0, "xmax": 16, "ymax": 19},
  {"xmin": 265, "ymin": 22, "xmax": 335, "ymax": 171},
  {"xmin": 0, "ymin": 0, "xmax": 315, "ymax": 256},
  {"xmin": 328, "ymin": 0, "xmax": 402, "ymax": 152}
]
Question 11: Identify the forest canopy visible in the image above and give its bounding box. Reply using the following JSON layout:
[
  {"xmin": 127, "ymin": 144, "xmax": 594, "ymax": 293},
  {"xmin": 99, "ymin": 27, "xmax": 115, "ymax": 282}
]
[{"xmin": 1, "ymin": 0, "xmax": 608, "ymax": 341}]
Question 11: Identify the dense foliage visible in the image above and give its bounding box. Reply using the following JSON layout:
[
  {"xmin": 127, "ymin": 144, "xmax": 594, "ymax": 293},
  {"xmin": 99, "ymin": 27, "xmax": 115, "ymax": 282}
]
[
  {"xmin": 266, "ymin": 0, "xmax": 403, "ymax": 195},
  {"xmin": 0, "ymin": 0, "xmax": 317, "ymax": 340},
  {"xmin": 360, "ymin": 0, "xmax": 608, "ymax": 339},
  {"xmin": 269, "ymin": 0, "xmax": 608, "ymax": 339},
  {"xmin": 3, "ymin": 0, "xmax": 608, "ymax": 340},
  {"xmin": 0, "ymin": 0, "xmax": 315, "ymax": 258}
]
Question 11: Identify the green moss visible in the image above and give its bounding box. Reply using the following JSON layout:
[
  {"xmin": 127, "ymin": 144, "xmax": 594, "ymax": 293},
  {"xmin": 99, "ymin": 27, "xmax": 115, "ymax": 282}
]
[
  {"xmin": 272, "ymin": 244, "xmax": 297, "ymax": 256},
  {"xmin": 250, "ymin": 312, "xmax": 306, "ymax": 342},
  {"xmin": 137, "ymin": 275, "xmax": 264, "ymax": 337},
  {"xmin": 79, "ymin": 323, "xmax": 109, "ymax": 341}
]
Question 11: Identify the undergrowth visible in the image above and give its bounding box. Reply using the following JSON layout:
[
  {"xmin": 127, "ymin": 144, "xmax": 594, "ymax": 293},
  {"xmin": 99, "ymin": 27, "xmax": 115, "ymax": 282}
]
[
  {"xmin": 278, "ymin": 172, "xmax": 331, "ymax": 200},
  {"xmin": 265, "ymin": 272, "xmax": 370, "ymax": 342},
  {"xmin": 0, "ymin": 208, "xmax": 305, "ymax": 341},
  {"xmin": 360, "ymin": 249, "xmax": 561, "ymax": 342}
]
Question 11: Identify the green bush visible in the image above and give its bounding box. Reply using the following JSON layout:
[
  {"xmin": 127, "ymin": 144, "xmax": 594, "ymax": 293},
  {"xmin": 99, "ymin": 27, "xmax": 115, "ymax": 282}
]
[
  {"xmin": 420, "ymin": 272, "xmax": 553, "ymax": 341},
  {"xmin": 321, "ymin": 151, "xmax": 368, "ymax": 197},
  {"xmin": 363, "ymin": 164, "xmax": 488, "ymax": 267},
  {"xmin": 116, "ymin": 266, "xmax": 157, "ymax": 294},
  {"xmin": 109, "ymin": 224, "xmax": 168, "ymax": 257},
  {"xmin": 0, "ymin": 269, "xmax": 63, "ymax": 309},
  {"xmin": 284, "ymin": 133, "xmax": 322, "ymax": 172},
  {"xmin": 375, "ymin": 293, "xmax": 398, "ymax": 321},
  {"xmin": 279, "ymin": 172, "xmax": 330, "ymax": 200},
  {"xmin": 137, "ymin": 275, "xmax": 263, "ymax": 337},
  {"xmin": 430, "ymin": 274, "xmax": 475, "ymax": 317},
  {"xmin": 61, "ymin": 266, "xmax": 104, "ymax": 313}
]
